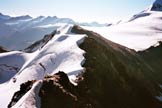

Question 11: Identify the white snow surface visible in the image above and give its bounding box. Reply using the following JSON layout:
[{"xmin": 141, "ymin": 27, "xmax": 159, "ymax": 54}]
[
  {"xmin": 11, "ymin": 81, "xmax": 42, "ymax": 108},
  {"xmin": 83, "ymin": 11, "xmax": 162, "ymax": 51},
  {"xmin": 0, "ymin": 51, "xmax": 31, "ymax": 83},
  {"xmin": 0, "ymin": 24, "xmax": 86, "ymax": 108}
]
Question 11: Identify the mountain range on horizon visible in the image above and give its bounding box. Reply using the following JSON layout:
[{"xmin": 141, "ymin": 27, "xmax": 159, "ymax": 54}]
[{"xmin": 0, "ymin": 12, "xmax": 108, "ymax": 50}]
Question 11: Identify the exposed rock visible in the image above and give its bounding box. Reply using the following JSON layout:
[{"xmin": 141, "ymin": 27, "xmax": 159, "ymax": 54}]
[
  {"xmin": 151, "ymin": 0, "xmax": 162, "ymax": 11},
  {"xmin": 7, "ymin": 25, "xmax": 162, "ymax": 108},
  {"xmin": 37, "ymin": 25, "xmax": 162, "ymax": 108},
  {"xmin": 24, "ymin": 30, "xmax": 56, "ymax": 53},
  {"xmin": 0, "ymin": 46, "xmax": 8, "ymax": 53},
  {"xmin": 8, "ymin": 80, "xmax": 35, "ymax": 108},
  {"xmin": 71, "ymin": 25, "xmax": 162, "ymax": 108},
  {"xmin": 39, "ymin": 71, "xmax": 78, "ymax": 108},
  {"xmin": 139, "ymin": 41, "xmax": 162, "ymax": 83}
]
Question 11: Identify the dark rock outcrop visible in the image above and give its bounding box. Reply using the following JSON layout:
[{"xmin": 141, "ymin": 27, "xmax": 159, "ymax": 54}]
[
  {"xmin": 0, "ymin": 46, "xmax": 8, "ymax": 53},
  {"xmin": 39, "ymin": 71, "xmax": 78, "ymax": 108},
  {"xmin": 151, "ymin": 0, "xmax": 162, "ymax": 11},
  {"xmin": 8, "ymin": 81, "xmax": 35, "ymax": 108},
  {"xmin": 139, "ymin": 41, "xmax": 162, "ymax": 83},
  {"xmin": 24, "ymin": 30, "xmax": 56, "ymax": 53},
  {"xmin": 71, "ymin": 25, "xmax": 162, "ymax": 108}
]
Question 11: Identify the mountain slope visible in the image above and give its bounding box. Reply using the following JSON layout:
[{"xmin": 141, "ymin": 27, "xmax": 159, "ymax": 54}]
[
  {"xmin": 83, "ymin": 0, "xmax": 162, "ymax": 51},
  {"xmin": 0, "ymin": 25, "xmax": 86, "ymax": 108},
  {"xmin": 0, "ymin": 46, "xmax": 8, "ymax": 53},
  {"xmin": 0, "ymin": 13, "xmax": 10, "ymax": 20},
  {"xmin": 24, "ymin": 30, "xmax": 56, "ymax": 53},
  {"xmin": 151, "ymin": 0, "xmax": 162, "ymax": 11},
  {"xmin": 3, "ymin": 25, "xmax": 162, "ymax": 108},
  {"xmin": 139, "ymin": 41, "xmax": 162, "ymax": 83},
  {"xmin": 0, "ymin": 51, "xmax": 30, "ymax": 84},
  {"xmin": 0, "ymin": 13, "xmax": 106, "ymax": 50},
  {"xmin": 1, "ymin": 1, "xmax": 162, "ymax": 107},
  {"xmin": 71, "ymin": 25, "xmax": 162, "ymax": 108}
]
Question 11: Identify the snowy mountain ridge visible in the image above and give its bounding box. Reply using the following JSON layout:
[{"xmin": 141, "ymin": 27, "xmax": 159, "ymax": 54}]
[
  {"xmin": 1, "ymin": 0, "xmax": 162, "ymax": 108},
  {"xmin": 83, "ymin": 0, "xmax": 162, "ymax": 51},
  {"xmin": 1, "ymin": 23, "xmax": 162, "ymax": 108},
  {"xmin": 0, "ymin": 24, "xmax": 87, "ymax": 108}
]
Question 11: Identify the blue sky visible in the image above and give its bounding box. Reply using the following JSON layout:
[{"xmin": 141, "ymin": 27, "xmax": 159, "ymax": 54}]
[{"xmin": 0, "ymin": 0, "xmax": 155, "ymax": 23}]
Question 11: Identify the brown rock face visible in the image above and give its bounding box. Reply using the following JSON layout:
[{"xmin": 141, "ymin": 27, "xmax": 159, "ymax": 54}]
[
  {"xmin": 71, "ymin": 25, "xmax": 162, "ymax": 108},
  {"xmin": 39, "ymin": 26, "xmax": 162, "ymax": 108},
  {"xmin": 39, "ymin": 71, "xmax": 78, "ymax": 108}
]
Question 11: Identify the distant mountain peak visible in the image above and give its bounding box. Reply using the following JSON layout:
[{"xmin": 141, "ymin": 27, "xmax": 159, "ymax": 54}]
[
  {"xmin": 47, "ymin": 16, "xmax": 57, "ymax": 18},
  {"xmin": 14, "ymin": 15, "xmax": 32, "ymax": 19},
  {"xmin": 37, "ymin": 16, "xmax": 45, "ymax": 19},
  {"xmin": 8, "ymin": 15, "xmax": 32, "ymax": 22},
  {"xmin": 0, "ymin": 13, "xmax": 11, "ymax": 20},
  {"xmin": 151, "ymin": 0, "xmax": 162, "ymax": 11}
]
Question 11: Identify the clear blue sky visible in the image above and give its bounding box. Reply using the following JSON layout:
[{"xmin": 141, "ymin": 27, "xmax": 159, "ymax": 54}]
[{"xmin": 0, "ymin": 0, "xmax": 155, "ymax": 23}]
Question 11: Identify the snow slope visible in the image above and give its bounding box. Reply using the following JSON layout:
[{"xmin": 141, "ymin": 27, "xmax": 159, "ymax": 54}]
[
  {"xmin": 0, "ymin": 24, "xmax": 86, "ymax": 108},
  {"xmin": 83, "ymin": 8, "xmax": 162, "ymax": 51},
  {"xmin": 11, "ymin": 81, "xmax": 42, "ymax": 108},
  {"xmin": 0, "ymin": 51, "xmax": 31, "ymax": 84}
]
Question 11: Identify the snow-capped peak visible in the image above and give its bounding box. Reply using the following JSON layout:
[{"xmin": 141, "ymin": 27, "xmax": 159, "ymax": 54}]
[
  {"xmin": 0, "ymin": 13, "xmax": 10, "ymax": 20},
  {"xmin": 151, "ymin": 0, "xmax": 162, "ymax": 11},
  {"xmin": 83, "ymin": 0, "xmax": 162, "ymax": 51}
]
